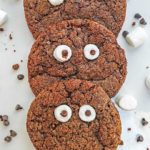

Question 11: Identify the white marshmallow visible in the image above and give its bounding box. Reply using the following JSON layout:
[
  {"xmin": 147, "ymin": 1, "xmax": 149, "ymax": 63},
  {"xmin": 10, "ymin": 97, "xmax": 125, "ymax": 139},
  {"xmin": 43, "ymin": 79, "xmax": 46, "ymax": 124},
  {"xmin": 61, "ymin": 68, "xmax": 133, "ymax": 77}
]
[
  {"xmin": 54, "ymin": 105, "xmax": 72, "ymax": 123},
  {"xmin": 126, "ymin": 27, "xmax": 148, "ymax": 48},
  {"xmin": 118, "ymin": 95, "xmax": 138, "ymax": 111},
  {"xmin": 84, "ymin": 44, "xmax": 100, "ymax": 60},
  {"xmin": 53, "ymin": 45, "xmax": 72, "ymax": 62},
  {"xmin": 145, "ymin": 75, "xmax": 150, "ymax": 90},
  {"xmin": 49, "ymin": 0, "xmax": 64, "ymax": 6},
  {"xmin": 79, "ymin": 105, "xmax": 96, "ymax": 122},
  {"xmin": 0, "ymin": 9, "xmax": 8, "ymax": 26}
]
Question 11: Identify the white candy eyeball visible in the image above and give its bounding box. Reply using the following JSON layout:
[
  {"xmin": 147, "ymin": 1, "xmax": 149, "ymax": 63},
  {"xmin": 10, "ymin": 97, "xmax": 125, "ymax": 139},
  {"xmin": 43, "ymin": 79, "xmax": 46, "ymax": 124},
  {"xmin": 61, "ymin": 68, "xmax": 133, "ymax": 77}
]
[
  {"xmin": 83, "ymin": 44, "xmax": 100, "ymax": 60},
  {"xmin": 54, "ymin": 105, "xmax": 72, "ymax": 123},
  {"xmin": 53, "ymin": 45, "xmax": 72, "ymax": 62},
  {"xmin": 48, "ymin": 0, "xmax": 64, "ymax": 6},
  {"xmin": 79, "ymin": 105, "xmax": 96, "ymax": 122}
]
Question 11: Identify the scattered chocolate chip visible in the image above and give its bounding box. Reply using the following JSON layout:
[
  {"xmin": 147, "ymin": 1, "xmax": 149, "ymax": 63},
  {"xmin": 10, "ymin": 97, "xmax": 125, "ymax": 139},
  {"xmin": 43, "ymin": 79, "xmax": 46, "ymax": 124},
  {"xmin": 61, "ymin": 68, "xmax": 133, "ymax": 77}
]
[
  {"xmin": 3, "ymin": 120, "xmax": 10, "ymax": 126},
  {"xmin": 137, "ymin": 135, "xmax": 144, "ymax": 142},
  {"xmin": 20, "ymin": 60, "xmax": 23, "ymax": 63},
  {"xmin": 0, "ymin": 28, "xmax": 4, "ymax": 32},
  {"xmin": 141, "ymin": 118, "xmax": 149, "ymax": 126},
  {"xmin": 4, "ymin": 136, "xmax": 12, "ymax": 143},
  {"xmin": 17, "ymin": 74, "xmax": 24, "ymax": 80},
  {"xmin": 122, "ymin": 31, "xmax": 129, "ymax": 38},
  {"xmin": 132, "ymin": 22, "xmax": 136, "ymax": 27},
  {"xmin": 9, "ymin": 34, "xmax": 13, "ymax": 40},
  {"xmin": 134, "ymin": 13, "xmax": 142, "ymax": 19},
  {"xmin": 13, "ymin": 50, "xmax": 16, "ymax": 53},
  {"xmin": 128, "ymin": 128, "xmax": 132, "ymax": 131},
  {"xmin": 0, "ymin": 115, "xmax": 3, "ymax": 121},
  {"xmin": 2, "ymin": 115, "xmax": 8, "ymax": 121},
  {"xmin": 12, "ymin": 64, "xmax": 19, "ymax": 71},
  {"xmin": 10, "ymin": 130, "xmax": 17, "ymax": 137},
  {"xmin": 140, "ymin": 18, "xmax": 147, "ymax": 25},
  {"xmin": 15, "ymin": 104, "xmax": 23, "ymax": 111}
]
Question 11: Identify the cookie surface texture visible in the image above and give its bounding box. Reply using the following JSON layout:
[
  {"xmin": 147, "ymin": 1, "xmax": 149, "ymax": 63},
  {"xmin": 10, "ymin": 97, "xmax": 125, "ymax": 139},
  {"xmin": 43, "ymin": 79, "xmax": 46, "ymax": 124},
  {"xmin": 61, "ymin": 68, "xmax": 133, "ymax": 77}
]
[
  {"xmin": 27, "ymin": 79, "xmax": 122, "ymax": 150},
  {"xmin": 24, "ymin": 0, "xmax": 126, "ymax": 38},
  {"xmin": 28, "ymin": 19, "xmax": 127, "ymax": 97}
]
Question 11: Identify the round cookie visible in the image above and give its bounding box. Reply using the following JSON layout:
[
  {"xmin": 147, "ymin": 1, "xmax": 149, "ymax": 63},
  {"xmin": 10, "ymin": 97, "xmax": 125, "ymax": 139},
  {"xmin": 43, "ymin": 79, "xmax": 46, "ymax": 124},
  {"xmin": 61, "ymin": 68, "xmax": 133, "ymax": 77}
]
[
  {"xmin": 28, "ymin": 19, "xmax": 127, "ymax": 97},
  {"xmin": 24, "ymin": 0, "xmax": 126, "ymax": 38},
  {"xmin": 27, "ymin": 79, "xmax": 122, "ymax": 150}
]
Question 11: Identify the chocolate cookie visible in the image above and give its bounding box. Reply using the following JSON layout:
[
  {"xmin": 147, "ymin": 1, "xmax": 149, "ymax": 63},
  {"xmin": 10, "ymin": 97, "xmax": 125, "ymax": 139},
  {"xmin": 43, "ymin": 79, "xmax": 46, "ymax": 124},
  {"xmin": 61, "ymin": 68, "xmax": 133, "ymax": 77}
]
[
  {"xmin": 27, "ymin": 79, "xmax": 122, "ymax": 150},
  {"xmin": 24, "ymin": 0, "xmax": 126, "ymax": 38},
  {"xmin": 28, "ymin": 19, "xmax": 127, "ymax": 97}
]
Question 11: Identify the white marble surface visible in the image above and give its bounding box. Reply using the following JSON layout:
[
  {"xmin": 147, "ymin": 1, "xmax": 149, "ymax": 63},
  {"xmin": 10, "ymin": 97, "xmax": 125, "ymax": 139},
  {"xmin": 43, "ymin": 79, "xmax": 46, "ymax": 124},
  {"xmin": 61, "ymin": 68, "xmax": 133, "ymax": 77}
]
[{"xmin": 0, "ymin": 0, "xmax": 150, "ymax": 149}]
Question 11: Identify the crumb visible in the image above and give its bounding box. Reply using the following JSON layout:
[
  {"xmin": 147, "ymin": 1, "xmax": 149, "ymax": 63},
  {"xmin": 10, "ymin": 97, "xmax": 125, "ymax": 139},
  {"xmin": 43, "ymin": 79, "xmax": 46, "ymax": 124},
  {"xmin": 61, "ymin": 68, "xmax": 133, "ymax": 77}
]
[
  {"xmin": 140, "ymin": 18, "xmax": 147, "ymax": 25},
  {"xmin": 132, "ymin": 22, "xmax": 136, "ymax": 27},
  {"xmin": 0, "ymin": 28, "xmax": 4, "ymax": 32},
  {"xmin": 15, "ymin": 104, "xmax": 23, "ymax": 111},
  {"xmin": 12, "ymin": 64, "xmax": 19, "ymax": 71},
  {"xmin": 141, "ymin": 118, "xmax": 149, "ymax": 126},
  {"xmin": 13, "ymin": 50, "xmax": 16, "ymax": 53},
  {"xmin": 10, "ymin": 130, "xmax": 17, "ymax": 137},
  {"xmin": 20, "ymin": 60, "xmax": 23, "ymax": 63},
  {"xmin": 127, "ymin": 128, "xmax": 132, "ymax": 131},
  {"xmin": 146, "ymin": 66, "xmax": 149, "ymax": 69}
]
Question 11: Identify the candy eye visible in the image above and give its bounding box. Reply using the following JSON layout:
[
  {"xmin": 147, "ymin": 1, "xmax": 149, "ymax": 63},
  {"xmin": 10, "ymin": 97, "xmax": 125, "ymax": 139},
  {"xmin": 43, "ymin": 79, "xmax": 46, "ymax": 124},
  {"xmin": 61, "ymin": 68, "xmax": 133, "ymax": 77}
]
[
  {"xmin": 48, "ymin": 0, "xmax": 64, "ymax": 6},
  {"xmin": 53, "ymin": 45, "xmax": 72, "ymax": 62},
  {"xmin": 83, "ymin": 44, "xmax": 100, "ymax": 60},
  {"xmin": 79, "ymin": 105, "xmax": 96, "ymax": 122},
  {"xmin": 54, "ymin": 105, "xmax": 72, "ymax": 122}
]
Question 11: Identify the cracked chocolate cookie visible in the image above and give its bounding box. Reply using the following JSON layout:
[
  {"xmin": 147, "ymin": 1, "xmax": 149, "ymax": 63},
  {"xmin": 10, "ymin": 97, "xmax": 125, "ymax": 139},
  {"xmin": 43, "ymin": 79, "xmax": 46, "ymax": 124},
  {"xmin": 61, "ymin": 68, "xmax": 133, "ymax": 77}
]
[
  {"xmin": 28, "ymin": 19, "xmax": 127, "ymax": 97},
  {"xmin": 24, "ymin": 0, "xmax": 126, "ymax": 38},
  {"xmin": 27, "ymin": 79, "xmax": 122, "ymax": 150}
]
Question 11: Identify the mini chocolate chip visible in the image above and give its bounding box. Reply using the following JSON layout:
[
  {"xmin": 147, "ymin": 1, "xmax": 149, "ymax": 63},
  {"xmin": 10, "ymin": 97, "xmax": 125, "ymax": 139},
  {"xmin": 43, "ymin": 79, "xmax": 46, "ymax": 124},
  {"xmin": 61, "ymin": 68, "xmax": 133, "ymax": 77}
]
[
  {"xmin": 140, "ymin": 18, "xmax": 147, "ymax": 25},
  {"xmin": 137, "ymin": 135, "xmax": 144, "ymax": 142},
  {"xmin": 134, "ymin": 13, "xmax": 142, "ymax": 19},
  {"xmin": 15, "ymin": 104, "xmax": 23, "ymax": 111},
  {"xmin": 2, "ymin": 115, "xmax": 8, "ymax": 121},
  {"xmin": 12, "ymin": 64, "xmax": 19, "ymax": 70},
  {"xmin": 20, "ymin": 60, "xmax": 23, "ymax": 63},
  {"xmin": 141, "ymin": 118, "xmax": 149, "ymax": 126},
  {"xmin": 14, "ymin": 50, "xmax": 16, "ymax": 53},
  {"xmin": 3, "ymin": 120, "xmax": 10, "ymax": 126},
  {"xmin": 122, "ymin": 31, "xmax": 129, "ymax": 38},
  {"xmin": 10, "ymin": 130, "xmax": 17, "ymax": 137},
  {"xmin": 132, "ymin": 22, "xmax": 136, "ymax": 26},
  {"xmin": 17, "ymin": 74, "xmax": 24, "ymax": 80},
  {"xmin": 61, "ymin": 110, "xmax": 68, "ymax": 117},
  {"xmin": 4, "ymin": 136, "xmax": 12, "ymax": 143},
  {"xmin": 9, "ymin": 34, "xmax": 13, "ymax": 40},
  {"xmin": 0, "ymin": 28, "xmax": 4, "ymax": 32},
  {"xmin": 128, "ymin": 128, "xmax": 132, "ymax": 131},
  {"xmin": 120, "ymin": 140, "xmax": 124, "ymax": 145},
  {"xmin": 85, "ymin": 110, "xmax": 91, "ymax": 116}
]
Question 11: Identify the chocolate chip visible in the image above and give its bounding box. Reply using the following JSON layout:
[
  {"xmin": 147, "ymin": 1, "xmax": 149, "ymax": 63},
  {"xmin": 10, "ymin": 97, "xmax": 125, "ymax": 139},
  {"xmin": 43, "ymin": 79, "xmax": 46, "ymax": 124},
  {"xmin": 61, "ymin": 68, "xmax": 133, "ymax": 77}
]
[
  {"xmin": 2, "ymin": 115, "xmax": 8, "ymax": 121},
  {"xmin": 141, "ymin": 118, "xmax": 149, "ymax": 126},
  {"xmin": 132, "ymin": 22, "xmax": 136, "ymax": 27},
  {"xmin": 3, "ymin": 120, "xmax": 10, "ymax": 126},
  {"xmin": 10, "ymin": 130, "xmax": 17, "ymax": 137},
  {"xmin": 15, "ymin": 104, "xmax": 23, "ymax": 111},
  {"xmin": 4, "ymin": 136, "xmax": 12, "ymax": 143},
  {"xmin": 0, "ymin": 115, "xmax": 3, "ymax": 121},
  {"xmin": 137, "ymin": 135, "xmax": 144, "ymax": 142},
  {"xmin": 0, "ymin": 28, "xmax": 4, "ymax": 32},
  {"xmin": 17, "ymin": 74, "xmax": 24, "ymax": 80},
  {"xmin": 122, "ymin": 31, "xmax": 129, "ymax": 38},
  {"xmin": 140, "ymin": 18, "xmax": 147, "ymax": 25},
  {"xmin": 12, "ymin": 64, "xmax": 19, "ymax": 70},
  {"xmin": 9, "ymin": 34, "xmax": 13, "ymax": 40},
  {"xmin": 134, "ymin": 13, "xmax": 142, "ymax": 19},
  {"xmin": 127, "ymin": 128, "xmax": 132, "ymax": 131}
]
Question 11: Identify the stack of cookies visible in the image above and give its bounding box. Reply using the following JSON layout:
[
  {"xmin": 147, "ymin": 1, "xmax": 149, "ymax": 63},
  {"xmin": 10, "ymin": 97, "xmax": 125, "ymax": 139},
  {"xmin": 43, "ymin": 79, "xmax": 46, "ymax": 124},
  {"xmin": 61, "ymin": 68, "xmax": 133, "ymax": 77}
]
[{"xmin": 24, "ymin": 0, "xmax": 127, "ymax": 149}]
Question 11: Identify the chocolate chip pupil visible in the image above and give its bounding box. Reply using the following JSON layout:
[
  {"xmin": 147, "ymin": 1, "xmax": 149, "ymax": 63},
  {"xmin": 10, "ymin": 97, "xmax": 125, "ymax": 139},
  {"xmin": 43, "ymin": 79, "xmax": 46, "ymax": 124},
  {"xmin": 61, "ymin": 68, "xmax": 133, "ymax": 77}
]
[
  {"xmin": 62, "ymin": 50, "xmax": 68, "ymax": 58},
  {"xmin": 61, "ymin": 110, "xmax": 68, "ymax": 117},
  {"xmin": 85, "ymin": 110, "xmax": 91, "ymax": 116},
  {"xmin": 90, "ymin": 50, "xmax": 96, "ymax": 55}
]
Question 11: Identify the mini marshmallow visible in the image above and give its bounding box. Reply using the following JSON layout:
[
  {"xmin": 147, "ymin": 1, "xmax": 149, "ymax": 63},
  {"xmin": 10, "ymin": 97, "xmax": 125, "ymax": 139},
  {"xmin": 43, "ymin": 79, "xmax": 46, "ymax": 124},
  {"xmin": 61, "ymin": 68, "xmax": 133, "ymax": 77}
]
[
  {"xmin": 84, "ymin": 44, "xmax": 100, "ymax": 60},
  {"xmin": 53, "ymin": 45, "xmax": 72, "ymax": 62},
  {"xmin": 118, "ymin": 95, "xmax": 138, "ymax": 111},
  {"xmin": 54, "ymin": 105, "xmax": 72, "ymax": 123},
  {"xmin": 79, "ymin": 105, "xmax": 96, "ymax": 122},
  {"xmin": 145, "ymin": 75, "xmax": 150, "ymax": 90},
  {"xmin": 49, "ymin": 0, "xmax": 64, "ymax": 6},
  {"xmin": 126, "ymin": 27, "xmax": 148, "ymax": 48},
  {"xmin": 0, "ymin": 9, "xmax": 8, "ymax": 26}
]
